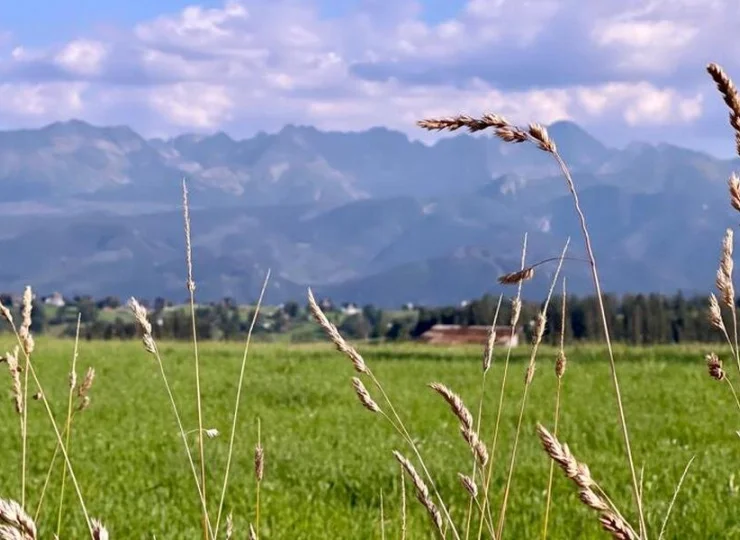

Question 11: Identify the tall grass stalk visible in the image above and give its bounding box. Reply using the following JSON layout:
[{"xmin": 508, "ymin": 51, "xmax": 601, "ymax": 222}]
[
  {"xmin": 477, "ymin": 234, "xmax": 528, "ymax": 540},
  {"xmin": 496, "ymin": 239, "xmax": 569, "ymax": 538},
  {"xmin": 308, "ymin": 289, "xmax": 460, "ymax": 539},
  {"xmin": 214, "ymin": 271, "xmax": 270, "ymax": 535},
  {"xmin": 128, "ymin": 297, "xmax": 214, "ymax": 540},
  {"xmin": 464, "ymin": 293, "xmax": 503, "ymax": 540},
  {"xmin": 56, "ymin": 313, "xmax": 82, "ymax": 536},
  {"xmin": 181, "ymin": 179, "xmax": 210, "ymax": 540},
  {"xmin": 1, "ymin": 301, "xmax": 94, "ymax": 537},
  {"xmin": 542, "ymin": 278, "xmax": 567, "ymax": 539},
  {"xmin": 419, "ymin": 116, "xmax": 646, "ymax": 536}
]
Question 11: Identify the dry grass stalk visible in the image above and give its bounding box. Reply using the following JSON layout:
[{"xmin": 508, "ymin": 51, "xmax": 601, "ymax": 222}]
[
  {"xmin": 536, "ymin": 424, "xmax": 636, "ymax": 540},
  {"xmin": 497, "ymin": 239, "xmax": 569, "ymax": 538},
  {"xmin": 214, "ymin": 272, "xmax": 270, "ymax": 537},
  {"xmin": 707, "ymin": 63, "xmax": 740, "ymax": 156},
  {"xmin": 0, "ymin": 499, "xmax": 36, "ymax": 539},
  {"xmin": 248, "ymin": 523, "xmax": 257, "ymax": 540},
  {"xmin": 0, "ymin": 295, "xmax": 94, "ymax": 536},
  {"xmin": 309, "ymin": 289, "xmax": 459, "ymax": 539},
  {"xmin": 393, "ymin": 451, "xmax": 444, "ymax": 537},
  {"xmin": 307, "ymin": 288, "xmax": 367, "ymax": 374},
  {"xmin": 400, "ymin": 467, "xmax": 407, "ymax": 540},
  {"xmin": 422, "ymin": 112, "xmax": 646, "ymax": 534},
  {"xmin": 458, "ymin": 473, "xmax": 478, "ymax": 498},
  {"xmin": 543, "ymin": 278, "xmax": 568, "ymax": 538},
  {"xmin": 352, "ymin": 377, "xmax": 381, "ymax": 413},
  {"xmin": 128, "ymin": 296, "xmax": 213, "ymax": 540},
  {"xmin": 181, "ymin": 180, "xmax": 209, "ymax": 540},
  {"xmin": 476, "ymin": 234, "xmax": 528, "ymax": 540}
]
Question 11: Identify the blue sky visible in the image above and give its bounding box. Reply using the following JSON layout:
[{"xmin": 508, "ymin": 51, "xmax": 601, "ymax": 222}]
[{"xmin": 0, "ymin": 0, "xmax": 738, "ymax": 156}]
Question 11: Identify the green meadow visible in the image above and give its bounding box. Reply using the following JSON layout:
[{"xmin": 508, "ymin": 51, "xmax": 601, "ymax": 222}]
[{"xmin": 1, "ymin": 338, "xmax": 738, "ymax": 538}]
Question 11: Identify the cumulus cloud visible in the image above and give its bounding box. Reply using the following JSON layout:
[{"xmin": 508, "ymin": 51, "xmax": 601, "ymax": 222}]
[{"xmin": 0, "ymin": 0, "xmax": 735, "ymax": 151}]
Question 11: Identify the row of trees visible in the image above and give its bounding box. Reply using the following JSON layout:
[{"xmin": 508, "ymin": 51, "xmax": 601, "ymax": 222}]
[{"xmin": 0, "ymin": 291, "xmax": 729, "ymax": 344}]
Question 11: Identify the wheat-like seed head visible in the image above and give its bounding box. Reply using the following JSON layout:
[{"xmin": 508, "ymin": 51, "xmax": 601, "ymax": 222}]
[
  {"xmin": 0, "ymin": 303, "xmax": 11, "ymax": 325},
  {"xmin": 524, "ymin": 363, "xmax": 536, "ymax": 386},
  {"xmin": 457, "ymin": 473, "xmax": 478, "ymax": 498},
  {"xmin": 254, "ymin": 442, "xmax": 264, "ymax": 483},
  {"xmin": 599, "ymin": 513, "xmax": 638, "ymax": 540},
  {"xmin": 417, "ymin": 114, "xmax": 509, "ymax": 133},
  {"xmin": 69, "ymin": 370, "xmax": 77, "ymax": 391},
  {"xmin": 555, "ymin": 350, "xmax": 567, "ymax": 379},
  {"xmin": 78, "ymin": 367, "xmax": 95, "ymax": 398},
  {"xmin": 76, "ymin": 396, "xmax": 91, "ymax": 412},
  {"xmin": 533, "ymin": 312, "xmax": 547, "ymax": 345},
  {"xmin": 578, "ymin": 488, "xmax": 609, "ymax": 512},
  {"xmin": 204, "ymin": 428, "xmax": 219, "ymax": 439},
  {"xmin": 6, "ymin": 349, "xmax": 22, "ymax": 415},
  {"xmin": 528, "ymin": 123, "xmax": 556, "ymax": 153},
  {"xmin": 182, "ymin": 180, "xmax": 196, "ymax": 294},
  {"xmin": 730, "ymin": 173, "xmax": 740, "ymax": 213},
  {"xmin": 536, "ymin": 425, "xmax": 637, "ymax": 539},
  {"xmin": 707, "ymin": 63, "xmax": 740, "ymax": 156},
  {"xmin": 352, "ymin": 377, "xmax": 381, "ymax": 413},
  {"xmin": 18, "ymin": 287, "xmax": 33, "ymax": 356},
  {"xmin": 706, "ymin": 352, "xmax": 725, "ymax": 381},
  {"xmin": 499, "ymin": 267, "xmax": 534, "ymax": 285},
  {"xmin": 511, "ymin": 297, "xmax": 522, "ymax": 327},
  {"xmin": 460, "ymin": 426, "xmax": 489, "ymax": 467},
  {"xmin": 128, "ymin": 297, "xmax": 152, "ymax": 335},
  {"xmin": 91, "ymin": 518, "xmax": 108, "ymax": 540},
  {"xmin": 428, "ymin": 382, "xmax": 473, "ymax": 432},
  {"xmin": 307, "ymin": 288, "xmax": 367, "ymax": 374},
  {"xmin": 536, "ymin": 424, "xmax": 592, "ymax": 489},
  {"xmin": 0, "ymin": 499, "xmax": 36, "ymax": 539},
  {"xmin": 482, "ymin": 326, "xmax": 497, "ymax": 374},
  {"xmin": 708, "ymin": 293, "xmax": 725, "ymax": 331},
  {"xmin": 393, "ymin": 451, "xmax": 444, "ymax": 536},
  {"xmin": 225, "ymin": 514, "xmax": 233, "ymax": 539}
]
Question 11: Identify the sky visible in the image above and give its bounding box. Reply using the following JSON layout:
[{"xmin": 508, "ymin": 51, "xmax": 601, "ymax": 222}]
[{"xmin": 0, "ymin": 0, "xmax": 739, "ymax": 156}]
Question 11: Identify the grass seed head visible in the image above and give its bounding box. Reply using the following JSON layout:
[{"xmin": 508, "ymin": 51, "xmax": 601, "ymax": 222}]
[
  {"xmin": 555, "ymin": 350, "xmax": 567, "ymax": 379},
  {"xmin": 429, "ymin": 382, "xmax": 473, "ymax": 432},
  {"xmin": 457, "ymin": 473, "xmax": 478, "ymax": 498},
  {"xmin": 706, "ymin": 352, "xmax": 725, "ymax": 381},
  {"xmin": 307, "ymin": 288, "xmax": 368, "ymax": 374},
  {"xmin": 255, "ymin": 441, "xmax": 264, "ymax": 483},
  {"xmin": 730, "ymin": 173, "xmax": 740, "ymax": 212},
  {"xmin": 91, "ymin": 518, "xmax": 108, "ymax": 540},
  {"xmin": 0, "ymin": 498, "xmax": 36, "ymax": 539},
  {"xmin": 498, "ymin": 267, "xmax": 534, "ymax": 285},
  {"xmin": 352, "ymin": 377, "xmax": 381, "ymax": 413}
]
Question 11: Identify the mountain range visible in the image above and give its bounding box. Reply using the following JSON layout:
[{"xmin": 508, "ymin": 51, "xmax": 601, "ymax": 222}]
[{"xmin": 0, "ymin": 118, "xmax": 736, "ymax": 307}]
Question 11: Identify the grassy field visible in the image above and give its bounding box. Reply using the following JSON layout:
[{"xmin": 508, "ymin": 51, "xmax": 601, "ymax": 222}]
[{"xmin": 1, "ymin": 337, "xmax": 738, "ymax": 538}]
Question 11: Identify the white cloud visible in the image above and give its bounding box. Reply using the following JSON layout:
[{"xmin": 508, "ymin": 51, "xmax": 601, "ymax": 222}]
[
  {"xmin": 55, "ymin": 40, "xmax": 107, "ymax": 76},
  {"xmin": 0, "ymin": 0, "xmax": 735, "ymax": 147},
  {"xmin": 148, "ymin": 83, "xmax": 233, "ymax": 127}
]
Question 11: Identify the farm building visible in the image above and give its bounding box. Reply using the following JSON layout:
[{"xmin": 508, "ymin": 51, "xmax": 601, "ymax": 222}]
[{"xmin": 418, "ymin": 324, "xmax": 519, "ymax": 346}]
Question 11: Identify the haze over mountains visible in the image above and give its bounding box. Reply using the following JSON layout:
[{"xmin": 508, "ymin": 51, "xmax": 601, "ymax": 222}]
[{"xmin": 0, "ymin": 118, "xmax": 736, "ymax": 306}]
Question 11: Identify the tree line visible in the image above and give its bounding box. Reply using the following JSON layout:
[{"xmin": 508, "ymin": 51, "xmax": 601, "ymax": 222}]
[{"xmin": 0, "ymin": 291, "xmax": 729, "ymax": 344}]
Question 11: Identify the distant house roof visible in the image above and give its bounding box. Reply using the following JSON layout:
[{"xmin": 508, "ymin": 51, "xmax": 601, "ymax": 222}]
[{"xmin": 419, "ymin": 324, "xmax": 519, "ymax": 345}]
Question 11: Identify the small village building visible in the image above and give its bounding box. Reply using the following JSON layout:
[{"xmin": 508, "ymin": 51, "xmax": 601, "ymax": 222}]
[{"xmin": 419, "ymin": 324, "xmax": 519, "ymax": 347}]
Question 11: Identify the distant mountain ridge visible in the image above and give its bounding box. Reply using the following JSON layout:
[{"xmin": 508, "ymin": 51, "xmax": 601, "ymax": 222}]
[{"xmin": 0, "ymin": 119, "xmax": 736, "ymax": 306}]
